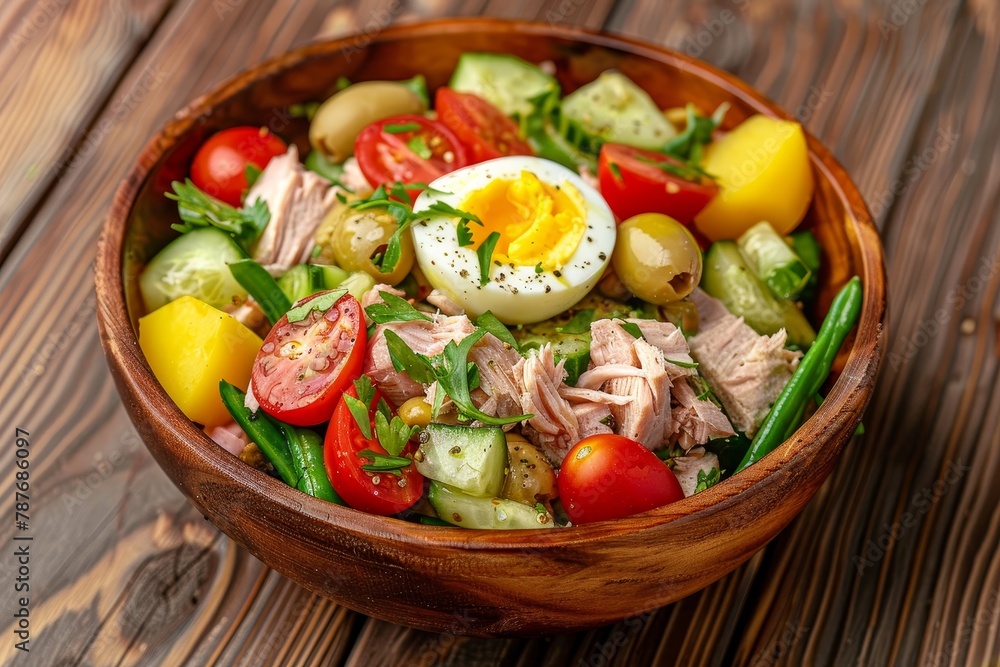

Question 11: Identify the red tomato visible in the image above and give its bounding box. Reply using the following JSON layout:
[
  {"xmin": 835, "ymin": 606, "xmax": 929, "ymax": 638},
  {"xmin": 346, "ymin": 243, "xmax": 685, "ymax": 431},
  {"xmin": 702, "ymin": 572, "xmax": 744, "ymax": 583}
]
[
  {"xmin": 598, "ymin": 143, "xmax": 719, "ymax": 225},
  {"xmin": 325, "ymin": 385, "xmax": 424, "ymax": 515},
  {"xmin": 251, "ymin": 291, "xmax": 365, "ymax": 427},
  {"xmin": 557, "ymin": 434, "xmax": 683, "ymax": 524},
  {"xmin": 354, "ymin": 114, "xmax": 468, "ymax": 196},
  {"xmin": 191, "ymin": 126, "xmax": 287, "ymax": 206},
  {"xmin": 435, "ymin": 88, "xmax": 534, "ymax": 163}
]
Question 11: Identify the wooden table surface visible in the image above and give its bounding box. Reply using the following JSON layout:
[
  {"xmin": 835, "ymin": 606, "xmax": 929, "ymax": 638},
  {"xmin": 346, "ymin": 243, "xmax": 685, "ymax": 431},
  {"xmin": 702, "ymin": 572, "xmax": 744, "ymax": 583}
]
[{"xmin": 0, "ymin": 0, "xmax": 997, "ymax": 665}]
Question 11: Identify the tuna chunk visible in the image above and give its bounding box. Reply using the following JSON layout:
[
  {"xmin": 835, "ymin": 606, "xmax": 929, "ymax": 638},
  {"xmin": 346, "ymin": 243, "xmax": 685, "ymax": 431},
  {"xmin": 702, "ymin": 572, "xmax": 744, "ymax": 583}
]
[
  {"xmin": 587, "ymin": 317, "xmax": 734, "ymax": 451},
  {"xmin": 469, "ymin": 333, "xmax": 525, "ymax": 420},
  {"xmin": 573, "ymin": 402, "xmax": 614, "ymax": 438},
  {"xmin": 365, "ymin": 315, "xmax": 474, "ymax": 406},
  {"xmin": 671, "ymin": 447, "xmax": 721, "ymax": 498},
  {"xmin": 426, "ymin": 289, "xmax": 464, "ymax": 316},
  {"xmin": 515, "ymin": 345, "xmax": 580, "ymax": 465},
  {"xmin": 670, "ymin": 377, "xmax": 735, "ymax": 449},
  {"xmin": 688, "ymin": 290, "xmax": 801, "ymax": 436},
  {"xmin": 247, "ymin": 146, "xmax": 341, "ymax": 276}
]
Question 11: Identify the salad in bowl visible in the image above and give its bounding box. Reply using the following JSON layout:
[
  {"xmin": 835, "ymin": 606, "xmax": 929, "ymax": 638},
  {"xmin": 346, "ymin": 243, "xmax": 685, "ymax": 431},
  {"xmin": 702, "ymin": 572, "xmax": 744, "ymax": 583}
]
[{"xmin": 134, "ymin": 51, "xmax": 862, "ymax": 530}]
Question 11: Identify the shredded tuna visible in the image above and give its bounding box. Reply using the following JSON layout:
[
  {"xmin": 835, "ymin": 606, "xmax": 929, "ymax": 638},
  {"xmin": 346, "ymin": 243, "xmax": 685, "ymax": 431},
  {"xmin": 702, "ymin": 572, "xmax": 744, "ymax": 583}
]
[
  {"xmin": 515, "ymin": 345, "xmax": 580, "ymax": 465},
  {"xmin": 247, "ymin": 146, "xmax": 341, "ymax": 276},
  {"xmin": 469, "ymin": 333, "xmax": 524, "ymax": 420},
  {"xmin": 365, "ymin": 315, "xmax": 474, "ymax": 406},
  {"xmin": 204, "ymin": 422, "xmax": 249, "ymax": 456},
  {"xmin": 671, "ymin": 447, "xmax": 721, "ymax": 497},
  {"xmin": 361, "ymin": 283, "xmax": 406, "ymax": 310},
  {"xmin": 688, "ymin": 290, "xmax": 801, "ymax": 437},
  {"xmin": 426, "ymin": 289, "xmax": 465, "ymax": 316},
  {"xmin": 573, "ymin": 402, "xmax": 614, "ymax": 438},
  {"xmin": 587, "ymin": 318, "xmax": 734, "ymax": 451},
  {"xmin": 670, "ymin": 378, "xmax": 735, "ymax": 449},
  {"xmin": 558, "ymin": 386, "xmax": 632, "ymax": 406}
]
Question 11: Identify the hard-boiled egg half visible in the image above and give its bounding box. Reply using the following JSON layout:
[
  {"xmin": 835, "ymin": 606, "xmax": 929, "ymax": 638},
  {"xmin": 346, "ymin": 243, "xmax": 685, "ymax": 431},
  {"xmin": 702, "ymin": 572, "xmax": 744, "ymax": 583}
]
[{"xmin": 411, "ymin": 156, "xmax": 616, "ymax": 325}]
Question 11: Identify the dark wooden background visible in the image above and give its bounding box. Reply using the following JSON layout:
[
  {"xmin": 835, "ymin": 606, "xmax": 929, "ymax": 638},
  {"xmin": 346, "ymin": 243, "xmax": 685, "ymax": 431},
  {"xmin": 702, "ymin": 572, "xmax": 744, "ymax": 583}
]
[{"xmin": 0, "ymin": 0, "xmax": 997, "ymax": 665}]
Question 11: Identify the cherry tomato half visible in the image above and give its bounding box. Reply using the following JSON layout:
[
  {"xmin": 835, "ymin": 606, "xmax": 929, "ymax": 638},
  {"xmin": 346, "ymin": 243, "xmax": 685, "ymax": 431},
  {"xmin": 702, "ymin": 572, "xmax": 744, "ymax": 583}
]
[
  {"xmin": 325, "ymin": 385, "xmax": 424, "ymax": 515},
  {"xmin": 435, "ymin": 88, "xmax": 534, "ymax": 163},
  {"xmin": 354, "ymin": 114, "xmax": 468, "ymax": 197},
  {"xmin": 557, "ymin": 434, "xmax": 684, "ymax": 524},
  {"xmin": 191, "ymin": 126, "xmax": 287, "ymax": 206},
  {"xmin": 597, "ymin": 143, "xmax": 719, "ymax": 225},
  {"xmin": 251, "ymin": 291, "xmax": 366, "ymax": 426}
]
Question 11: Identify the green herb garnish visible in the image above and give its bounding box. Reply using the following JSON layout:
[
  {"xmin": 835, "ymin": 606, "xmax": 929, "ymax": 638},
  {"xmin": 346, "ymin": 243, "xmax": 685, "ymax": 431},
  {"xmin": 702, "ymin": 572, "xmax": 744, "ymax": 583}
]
[
  {"xmin": 374, "ymin": 399, "xmax": 420, "ymax": 457},
  {"xmin": 406, "ymin": 135, "xmax": 432, "ymax": 159},
  {"xmin": 365, "ymin": 291, "xmax": 432, "ymax": 325},
  {"xmin": 557, "ymin": 309, "xmax": 595, "ymax": 335},
  {"xmin": 608, "ymin": 161, "xmax": 623, "ymax": 182},
  {"xmin": 344, "ymin": 376, "xmax": 376, "ymax": 439},
  {"xmin": 356, "ymin": 449, "xmax": 412, "ymax": 474},
  {"xmin": 618, "ymin": 320, "xmax": 643, "ymax": 339},
  {"xmin": 477, "ymin": 232, "xmax": 501, "ymax": 286},
  {"xmin": 285, "ymin": 289, "xmax": 347, "ymax": 323},
  {"xmin": 694, "ymin": 467, "xmax": 721, "ymax": 493},
  {"xmin": 475, "ymin": 311, "xmax": 520, "ymax": 352},
  {"xmin": 244, "ymin": 163, "xmax": 262, "ymax": 189},
  {"xmin": 383, "ymin": 121, "xmax": 422, "ymax": 134},
  {"xmin": 168, "ymin": 179, "xmax": 270, "ymax": 252},
  {"xmin": 384, "ymin": 329, "xmax": 531, "ymax": 426}
]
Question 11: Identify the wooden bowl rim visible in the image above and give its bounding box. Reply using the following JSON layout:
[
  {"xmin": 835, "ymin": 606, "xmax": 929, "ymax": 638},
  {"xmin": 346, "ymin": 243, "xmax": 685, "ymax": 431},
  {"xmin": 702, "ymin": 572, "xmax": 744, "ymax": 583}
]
[{"xmin": 96, "ymin": 17, "xmax": 886, "ymax": 550}]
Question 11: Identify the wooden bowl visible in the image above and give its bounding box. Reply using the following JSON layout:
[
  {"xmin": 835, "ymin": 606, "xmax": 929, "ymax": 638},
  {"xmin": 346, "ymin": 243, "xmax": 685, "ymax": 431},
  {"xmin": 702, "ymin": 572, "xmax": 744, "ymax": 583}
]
[{"xmin": 95, "ymin": 18, "xmax": 886, "ymax": 637}]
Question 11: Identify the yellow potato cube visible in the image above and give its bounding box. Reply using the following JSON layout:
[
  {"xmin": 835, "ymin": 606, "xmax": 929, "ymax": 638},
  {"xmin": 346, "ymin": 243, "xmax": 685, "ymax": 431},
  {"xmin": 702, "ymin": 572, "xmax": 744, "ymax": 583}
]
[
  {"xmin": 138, "ymin": 295, "xmax": 263, "ymax": 427},
  {"xmin": 694, "ymin": 115, "xmax": 814, "ymax": 241}
]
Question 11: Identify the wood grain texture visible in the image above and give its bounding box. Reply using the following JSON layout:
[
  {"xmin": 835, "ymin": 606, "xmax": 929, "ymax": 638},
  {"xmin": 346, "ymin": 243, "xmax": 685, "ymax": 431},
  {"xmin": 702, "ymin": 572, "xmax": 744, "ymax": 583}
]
[
  {"xmin": 0, "ymin": 0, "xmax": 995, "ymax": 664},
  {"xmin": 0, "ymin": 0, "xmax": 177, "ymax": 262}
]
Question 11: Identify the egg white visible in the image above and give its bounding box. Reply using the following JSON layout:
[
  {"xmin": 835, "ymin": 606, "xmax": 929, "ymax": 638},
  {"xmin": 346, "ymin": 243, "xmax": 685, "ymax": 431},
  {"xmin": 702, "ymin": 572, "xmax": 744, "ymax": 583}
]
[{"xmin": 410, "ymin": 156, "xmax": 616, "ymax": 325}]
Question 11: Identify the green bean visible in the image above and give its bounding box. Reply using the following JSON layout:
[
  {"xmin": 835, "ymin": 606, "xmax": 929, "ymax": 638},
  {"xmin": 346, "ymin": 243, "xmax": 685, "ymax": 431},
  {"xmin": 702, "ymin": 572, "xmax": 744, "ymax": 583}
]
[
  {"xmin": 280, "ymin": 424, "xmax": 343, "ymax": 504},
  {"xmin": 219, "ymin": 381, "xmax": 297, "ymax": 485},
  {"xmin": 735, "ymin": 276, "xmax": 863, "ymax": 473},
  {"xmin": 228, "ymin": 258, "xmax": 292, "ymax": 325}
]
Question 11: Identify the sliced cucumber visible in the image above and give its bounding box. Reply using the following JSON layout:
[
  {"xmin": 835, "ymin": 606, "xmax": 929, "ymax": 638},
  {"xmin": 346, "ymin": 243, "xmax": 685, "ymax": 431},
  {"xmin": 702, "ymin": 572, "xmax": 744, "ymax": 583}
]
[
  {"xmin": 338, "ymin": 271, "xmax": 376, "ymax": 301},
  {"xmin": 428, "ymin": 482, "xmax": 554, "ymax": 529},
  {"xmin": 449, "ymin": 52, "xmax": 559, "ymax": 120},
  {"xmin": 140, "ymin": 227, "xmax": 247, "ymax": 312},
  {"xmin": 518, "ymin": 334, "xmax": 591, "ymax": 386},
  {"xmin": 415, "ymin": 424, "xmax": 507, "ymax": 497},
  {"xmin": 560, "ymin": 71, "xmax": 677, "ymax": 153},
  {"xmin": 278, "ymin": 264, "xmax": 345, "ymax": 303}
]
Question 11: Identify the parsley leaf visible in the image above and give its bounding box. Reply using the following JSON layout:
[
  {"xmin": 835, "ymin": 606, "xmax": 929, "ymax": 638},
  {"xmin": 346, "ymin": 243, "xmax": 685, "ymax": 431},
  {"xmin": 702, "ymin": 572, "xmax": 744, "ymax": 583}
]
[
  {"xmin": 477, "ymin": 232, "xmax": 501, "ymax": 286},
  {"xmin": 423, "ymin": 201, "xmax": 483, "ymax": 226},
  {"xmin": 608, "ymin": 161, "xmax": 623, "ymax": 182},
  {"xmin": 383, "ymin": 121, "xmax": 421, "ymax": 134},
  {"xmin": 694, "ymin": 467, "xmax": 721, "ymax": 493},
  {"xmin": 374, "ymin": 407, "xmax": 420, "ymax": 457},
  {"xmin": 557, "ymin": 309, "xmax": 595, "ymax": 335},
  {"xmin": 433, "ymin": 329, "xmax": 531, "ymax": 425},
  {"xmin": 343, "ymin": 376, "xmax": 376, "ymax": 439},
  {"xmin": 383, "ymin": 327, "xmax": 532, "ymax": 426},
  {"xmin": 383, "ymin": 329, "xmax": 436, "ymax": 385},
  {"xmin": 475, "ymin": 311, "xmax": 520, "ymax": 352},
  {"xmin": 168, "ymin": 179, "xmax": 270, "ymax": 252},
  {"xmin": 365, "ymin": 292, "xmax": 432, "ymax": 324},
  {"xmin": 617, "ymin": 320, "xmax": 643, "ymax": 339},
  {"xmin": 356, "ymin": 449, "xmax": 412, "ymax": 474},
  {"xmin": 245, "ymin": 163, "xmax": 262, "ymax": 189},
  {"xmin": 407, "ymin": 135, "xmax": 432, "ymax": 159},
  {"xmin": 285, "ymin": 289, "xmax": 346, "ymax": 323},
  {"xmin": 658, "ymin": 102, "xmax": 729, "ymax": 181},
  {"xmin": 456, "ymin": 219, "xmax": 475, "ymax": 247},
  {"xmin": 665, "ymin": 357, "xmax": 699, "ymax": 369}
]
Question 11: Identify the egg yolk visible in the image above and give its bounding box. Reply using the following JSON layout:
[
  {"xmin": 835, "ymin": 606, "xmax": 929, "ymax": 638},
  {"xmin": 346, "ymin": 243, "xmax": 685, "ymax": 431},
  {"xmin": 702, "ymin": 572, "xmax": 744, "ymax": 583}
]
[{"xmin": 460, "ymin": 171, "xmax": 587, "ymax": 272}]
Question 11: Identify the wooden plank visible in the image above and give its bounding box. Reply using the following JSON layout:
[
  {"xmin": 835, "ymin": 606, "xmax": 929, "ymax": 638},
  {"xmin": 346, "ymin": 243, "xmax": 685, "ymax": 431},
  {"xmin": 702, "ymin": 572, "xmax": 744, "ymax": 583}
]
[
  {"xmin": 723, "ymin": 1, "xmax": 1000, "ymax": 665},
  {"xmin": 0, "ymin": 0, "xmax": 177, "ymax": 262}
]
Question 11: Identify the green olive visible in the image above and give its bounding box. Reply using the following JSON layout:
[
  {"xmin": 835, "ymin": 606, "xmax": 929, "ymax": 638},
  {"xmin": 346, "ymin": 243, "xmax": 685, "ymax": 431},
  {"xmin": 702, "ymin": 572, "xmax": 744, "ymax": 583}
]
[
  {"xmin": 501, "ymin": 433, "xmax": 557, "ymax": 506},
  {"xmin": 309, "ymin": 82, "xmax": 426, "ymax": 162},
  {"xmin": 318, "ymin": 204, "xmax": 414, "ymax": 285},
  {"xmin": 612, "ymin": 213, "xmax": 703, "ymax": 303}
]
